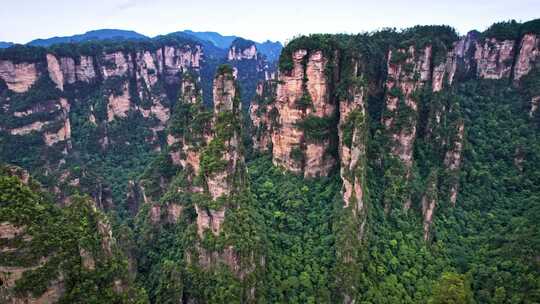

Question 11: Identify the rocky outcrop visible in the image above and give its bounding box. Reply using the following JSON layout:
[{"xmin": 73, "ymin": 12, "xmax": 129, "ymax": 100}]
[
  {"xmin": 162, "ymin": 45, "xmax": 202, "ymax": 83},
  {"xmin": 228, "ymin": 44, "xmax": 258, "ymax": 61},
  {"xmin": 195, "ymin": 205, "xmax": 225, "ymax": 236},
  {"xmin": 167, "ymin": 74, "xmax": 209, "ymax": 172},
  {"xmin": 382, "ymin": 46, "xmax": 432, "ymax": 210},
  {"xmin": 272, "ymin": 49, "xmax": 337, "ymax": 178},
  {"xmin": 514, "ymin": 33, "xmax": 539, "ymax": 81},
  {"xmin": 107, "ymin": 83, "xmax": 131, "ymax": 121},
  {"xmin": 9, "ymin": 120, "xmax": 49, "ymax": 135},
  {"xmin": 46, "ymin": 54, "xmax": 64, "ymax": 90},
  {"xmin": 198, "ymin": 66, "xmax": 244, "ymax": 207},
  {"xmin": 43, "ymin": 98, "xmax": 71, "ymax": 147},
  {"xmin": 46, "ymin": 54, "xmax": 97, "ymax": 89},
  {"xmin": 339, "ymin": 79, "xmax": 368, "ymax": 217},
  {"xmin": 250, "ymin": 80, "xmax": 277, "ymax": 152},
  {"xmin": 531, "ymin": 96, "xmax": 540, "ymax": 117},
  {"xmin": 135, "ymin": 51, "xmax": 159, "ymax": 89},
  {"xmin": 102, "ymin": 51, "xmax": 132, "ymax": 79},
  {"xmin": 474, "ymin": 38, "xmax": 515, "ymax": 79},
  {"xmin": 5, "ymin": 97, "xmax": 72, "ymax": 150},
  {"xmin": 0, "ymin": 61, "xmax": 38, "ymax": 93},
  {"xmin": 444, "ymin": 121, "xmax": 465, "ymax": 205},
  {"xmin": 432, "ymin": 31, "xmax": 478, "ymax": 91},
  {"xmin": 180, "ymin": 66, "xmax": 263, "ymax": 293},
  {"xmin": 421, "ymin": 172, "xmax": 438, "ymax": 241}
]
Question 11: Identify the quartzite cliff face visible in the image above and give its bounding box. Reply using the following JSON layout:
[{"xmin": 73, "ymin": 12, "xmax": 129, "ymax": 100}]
[
  {"xmin": 251, "ymin": 27, "xmax": 540, "ymax": 241},
  {"xmin": 138, "ymin": 64, "xmax": 263, "ymax": 302},
  {"xmin": 0, "ymin": 40, "xmax": 203, "ymax": 206},
  {"xmin": 270, "ymin": 49, "xmax": 338, "ymax": 178}
]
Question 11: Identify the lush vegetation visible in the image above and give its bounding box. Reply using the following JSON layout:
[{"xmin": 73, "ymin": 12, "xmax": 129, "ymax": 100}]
[
  {"xmin": 0, "ymin": 166, "xmax": 147, "ymax": 303},
  {"xmin": 1, "ymin": 19, "xmax": 540, "ymax": 304}
]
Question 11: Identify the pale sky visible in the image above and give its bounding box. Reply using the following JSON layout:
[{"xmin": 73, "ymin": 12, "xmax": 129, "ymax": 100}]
[{"xmin": 1, "ymin": 0, "xmax": 538, "ymax": 44}]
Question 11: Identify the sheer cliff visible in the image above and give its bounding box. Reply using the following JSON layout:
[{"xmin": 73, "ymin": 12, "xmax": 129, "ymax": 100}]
[{"xmin": 0, "ymin": 18, "xmax": 539, "ymax": 304}]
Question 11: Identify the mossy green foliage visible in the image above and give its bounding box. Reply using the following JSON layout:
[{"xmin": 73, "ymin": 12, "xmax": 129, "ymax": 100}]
[
  {"xmin": 433, "ymin": 79, "xmax": 540, "ymax": 303},
  {"xmin": 199, "ymin": 138, "xmax": 228, "ymax": 176},
  {"xmin": 290, "ymin": 146, "xmax": 304, "ymax": 163},
  {"xmin": 481, "ymin": 18, "xmax": 540, "ymax": 40},
  {"xmin": 249, "ymin": 156, "xmax": 339, "ymax": 303},
  {"xmin": 428, "ymin": 272, "xmax": 475, "ymax": 304},
  {"xmin": 296, "ymin": 114, "xmax": 336, "ymax": 142},
  {"xmin": 216, "ymin": 64, "xmax": 235, "ymax": 76},
  {"xmin": 168, "ymin": 96, "xmax": 211, "ymax": 146},
  {"xmin": 482, "ymin": 20, "xmax": 522, "ymax": 41},
  {"xmin": 2, "ymin": 19, "xmax": 540, "ymax": 304},
  {"xmin": 341, "ymin": 109, "xmax": 365, "ymax": 147},
  {"xmin": 0, "ymin": 44, "xmax": 47, "ymax": 63},
  {"xmin": 0, "ymin": 55, "xmax": 196, "ymax": 217},
  {"xmin": 0, "ymin": 168, "xmax": 147, "ymax": 303},
  {"xmin": 279, "ymin": 34, "xmax": 341, "ymax": 72},
  {"xmin": 294, "ymin": 88, "xmax": 313, "ymax": 110}
]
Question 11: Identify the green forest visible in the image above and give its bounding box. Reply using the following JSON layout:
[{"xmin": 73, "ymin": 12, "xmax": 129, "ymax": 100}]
[{"xmin": 0, "ymin": 18, "xmax": 539, "ymax": 304}]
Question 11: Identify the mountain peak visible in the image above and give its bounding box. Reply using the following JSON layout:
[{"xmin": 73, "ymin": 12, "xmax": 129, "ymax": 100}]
[{"xmin": 27, "ymin": 29, "xmax": 148, "ymax": 47}]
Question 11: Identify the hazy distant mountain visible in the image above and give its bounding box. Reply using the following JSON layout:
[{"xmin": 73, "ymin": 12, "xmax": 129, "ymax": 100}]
[
  {"xmin": 0, "ymin": 41, "xmax": 13, "ymax": 48},
  {"xmin": 180, "ymin": 30, "xmax": 283, "ymax": 61},
  {"xmin": 21, "ymin": 28, "xmax": 282, "ymax": 61},
  {"xmin": 256, "ymin": 40, "xmax": 283, "ymax": 62},
  {"xmin": 27, "ymin": 29, "xmax": 149, "ymax": 46},
  {"xmin": 182, "ymin": 30, "xmax": 238, "ymax": 49}
]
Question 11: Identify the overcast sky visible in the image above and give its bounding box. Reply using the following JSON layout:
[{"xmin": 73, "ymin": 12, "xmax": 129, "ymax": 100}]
[{"xmin": 1, "ymin": 0, "xmax": 538, "ymax": 44}]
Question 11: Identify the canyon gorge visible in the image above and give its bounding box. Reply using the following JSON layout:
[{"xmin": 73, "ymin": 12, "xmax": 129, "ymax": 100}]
[{"xmin": 0, "ymin": 18, "xmax": 539, "ymax": 303}]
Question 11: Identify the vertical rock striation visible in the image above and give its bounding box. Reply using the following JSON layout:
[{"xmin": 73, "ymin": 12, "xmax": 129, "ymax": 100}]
[
  {"xmin": 272, "ymin": 49, "xmax": 338, "ymax": 178},
  {"xmin": 250, "ymin": 79, "xmax": 277, "ymax": 152}
]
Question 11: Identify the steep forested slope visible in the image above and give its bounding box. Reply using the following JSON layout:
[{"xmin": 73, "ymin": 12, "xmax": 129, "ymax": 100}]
[{"xmin": 0, "ymin": 19, "xmax": 539, "ymax": 304}]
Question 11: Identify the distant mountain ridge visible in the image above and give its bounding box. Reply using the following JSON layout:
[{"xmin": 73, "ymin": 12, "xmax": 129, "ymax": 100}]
[
  {"xmin": 0, "ymin": 41, "xmax": 13, "ymax": 48},
  {"xmin": 27, "ymin": 29, "xmax": 149, "ymax": 46},
  {"xmin": 181, "ymin": 30, "xmax": 283, "ymax": 61},
  {"xmin": 19, "ymin": 28, "xmax": 283, "ymax": 62}
]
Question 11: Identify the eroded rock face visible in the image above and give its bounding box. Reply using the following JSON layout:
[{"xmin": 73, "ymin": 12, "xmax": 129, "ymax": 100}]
[
  {"xmin": 384, "ymin": 46, "xmax": 432, "ymax": 170},
  {"xmin": 162, "ymin": 45, "xmax": 202, "ymax": 83},
  {"xmin": 339, "ymin": 83, "xmax": 367, "ymax": 216},
  {"xmin": 107, "ymin": 83, "xmax": 131, "ymax": 121},
  {"xmin": 514, "ymin": 33, "xmax": 540, "ymax": 81},
  {"xmin": 531, "ymin": 96, "xmax": 540, "ymax": 117},
  {"xmin": 7, "ymin": 97, "xmax": 71, "ymax": 151},
  {"xmin": 213, "ymin": 70, "xmax": 237, "ymax": 114},
  {"xmin": 47, "ymin": 54, "xmax": 64, "ymax": 90},
  {"xmin": 195, "ymin": 205, "xmax": 226, "ymax": 236},
  {"xmin": 135, "ymin": 51, "xmax": 159, "ymax": 89},
  {"xmin": 167, "ymin": 76, "xmax": 208, "ymax": 172},
  {"xmin": 475, "ymin": 38, "xmax": 515, "ymax": 79},
  {"xmin": 186, "ymin": 66, "xmax": 259, "ymax": 284},
  {"xmin": 44, "ymin": 98, "xmax": 71, "ymax": 147},
  {"xmin": 102, "ymin": 51, "xmax": 132, "ymax": 79},
  {"xmin": 432, "ymin": 31, "xmax": 478, "ymax": 92},
  {"xmin": 228, "ymin": 44, "xmax": 258, "ymax": 61},
  {"xmin": 9, "ymin": 120, "xmax": 49, "ymax": 135},
  {"xmin": 272, "ymin": 49, "xmax": 308, "ymax": 174},
  {"xmin": 76, "ymin": 56, "xmax": 96, "ymax": 82},
  {"xmin": 272, "ymin": 50, "xmax": 337, "ymax": 178},
  {"xmin": 46, "ymin": 54, "xmax": 97, "ymax": 89},
  {"xmin": 421, "ymin": 174, "xmax": 438, "ymax": 241},
  {"xmin": 249, "ymin": 83, "xmax": 275, "ymax": 151},
  {"xmin": 0, "ymin": 61, "xmax": 38, "ymax": 93},
  {"xmin": 444, "ymin": 121, "xmax": 465, "ymax": 205}
]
